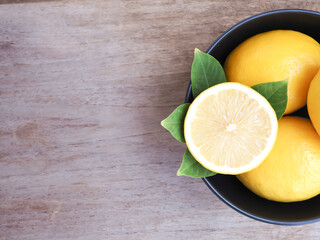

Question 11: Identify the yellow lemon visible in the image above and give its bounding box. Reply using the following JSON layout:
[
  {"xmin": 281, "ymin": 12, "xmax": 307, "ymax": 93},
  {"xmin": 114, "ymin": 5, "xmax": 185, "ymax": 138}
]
[
  {"xmin": 308, "ymin": 69, "xmax": 320, "ymax": 136},
  {"xmin": 238, "ymin": 116, "xmax": 320, "ymax": 202},
  {"xmin": 224, "ymin": 30, "xmax": 320, "ymax": 114},
  {"xmin": 184, "ymin": 82, "xmax": 278, "ymax": 174}
]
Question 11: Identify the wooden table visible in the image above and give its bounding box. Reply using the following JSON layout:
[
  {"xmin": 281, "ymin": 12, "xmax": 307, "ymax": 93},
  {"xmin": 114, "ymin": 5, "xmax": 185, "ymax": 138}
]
[{"xmin": 1, "ymin": 1, "xmax": 320, "ymax": 239}]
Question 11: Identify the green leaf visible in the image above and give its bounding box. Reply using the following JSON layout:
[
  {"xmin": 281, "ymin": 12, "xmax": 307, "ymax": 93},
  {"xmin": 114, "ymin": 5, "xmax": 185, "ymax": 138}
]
[
  {"xmin": 177, "ymin": 148, "xmax": 216, "ymax": 178},
  {"xmin": 191, "ymin": 48, "xmax": 226, "ymax": 98},
  {"xmin": 251, "ymin": 79, "xmax": 288, "ymax": 120},
  {"xmin": 161, "ymin": 103, "xmax": 190, "ymax": 143}
]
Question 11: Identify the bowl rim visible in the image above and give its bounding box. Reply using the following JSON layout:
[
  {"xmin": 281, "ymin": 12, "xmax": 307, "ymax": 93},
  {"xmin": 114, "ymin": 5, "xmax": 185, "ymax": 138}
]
[
  {"xmin": 205, "ymin": 9, "xmax": 320, "ymax": 57},
  {"xmin": 184, "ymin": 8, "xmax": 320, "ymax": 225},
  {"xmin": 202, "ymin": 177, "xmax": 320, "ymax": 225}
]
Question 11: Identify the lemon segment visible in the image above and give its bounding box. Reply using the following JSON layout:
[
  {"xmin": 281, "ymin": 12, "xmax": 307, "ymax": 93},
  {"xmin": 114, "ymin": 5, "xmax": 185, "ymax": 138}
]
[{"xmin": 184, "ymin": 82, "xmax": 278, "ymax": 174}]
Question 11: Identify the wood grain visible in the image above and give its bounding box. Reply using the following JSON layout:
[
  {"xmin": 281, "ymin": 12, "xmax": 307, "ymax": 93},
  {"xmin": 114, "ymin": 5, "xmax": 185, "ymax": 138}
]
[
  {"xmin": 0, "ymin": 1, "xmax": 320, "ymax": 239},
  {"xmin": 0, "ymin": 0, "xmax": 57, "ymax": 4}
]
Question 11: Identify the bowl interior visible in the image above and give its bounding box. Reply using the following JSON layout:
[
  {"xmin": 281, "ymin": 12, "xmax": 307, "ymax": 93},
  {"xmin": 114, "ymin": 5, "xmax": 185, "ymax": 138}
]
[{"xmin": 185, "ymin": 9, "xmax": 320, "ymax": 225}]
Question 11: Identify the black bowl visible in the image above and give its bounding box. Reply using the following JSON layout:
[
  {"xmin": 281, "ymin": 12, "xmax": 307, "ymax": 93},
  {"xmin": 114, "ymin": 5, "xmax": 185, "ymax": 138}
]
[{"xmin": 185, "ymin": 9, "xmax": 320, "ymax": 225}]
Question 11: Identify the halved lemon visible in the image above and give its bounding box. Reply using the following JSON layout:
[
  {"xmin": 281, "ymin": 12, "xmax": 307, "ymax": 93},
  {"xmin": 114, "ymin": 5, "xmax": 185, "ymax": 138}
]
[{"xmin": 184, "ymin": 82, "xmax": 278, "ymax": 174}]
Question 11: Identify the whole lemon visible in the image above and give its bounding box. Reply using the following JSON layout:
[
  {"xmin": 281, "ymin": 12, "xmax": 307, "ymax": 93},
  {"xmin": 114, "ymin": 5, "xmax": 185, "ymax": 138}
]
[
  {"xmin": 224, "ymin": 30, "xmax": 320, "ymax": 114},
  {"xmin": 237, "ymin": 116, "xmax": 320, "ymax": 202},
  {"xmin": 308, "ymin": 69, "xmax": 320, "ymax": 136}
]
